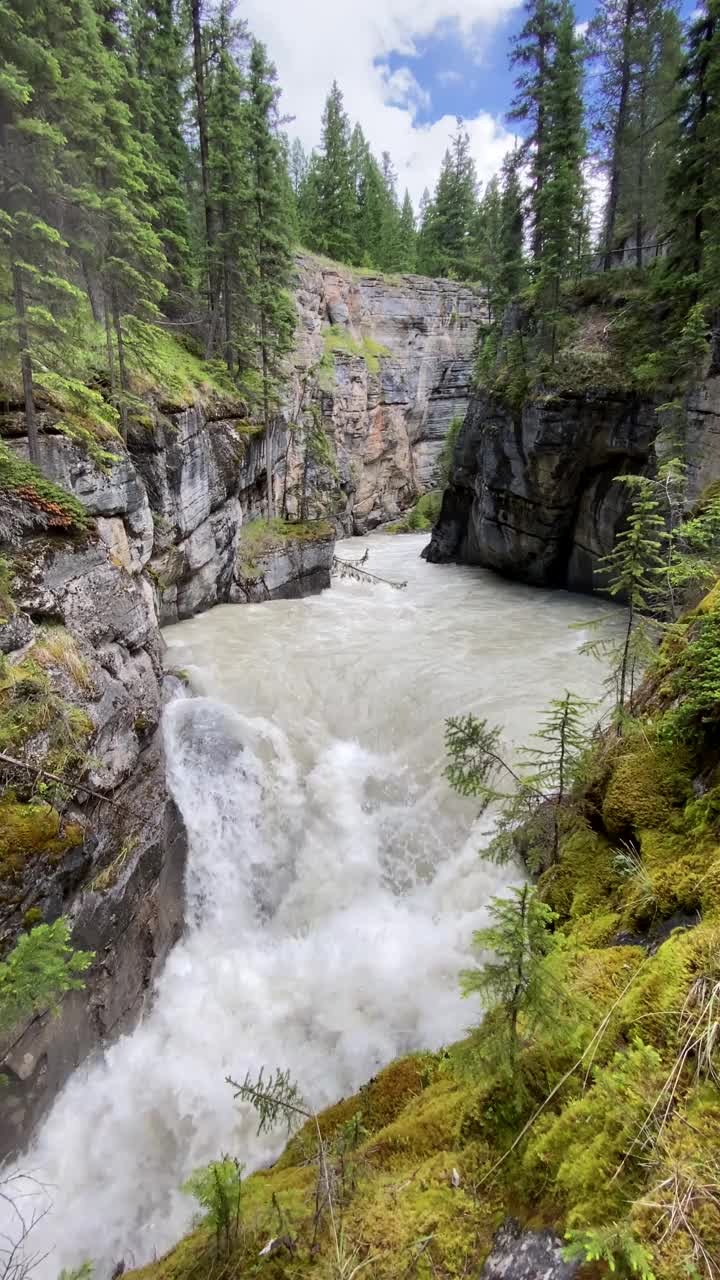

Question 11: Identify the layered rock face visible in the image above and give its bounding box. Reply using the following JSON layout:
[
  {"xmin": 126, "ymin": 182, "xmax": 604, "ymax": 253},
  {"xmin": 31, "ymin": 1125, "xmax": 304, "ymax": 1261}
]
[
  {"xmin": 0, "ymin": 493, "xmax": 186, "ymax": 1154},
  {"xmin": 425, "ymin": 376, "xmax": 720, "ymax": 592},
  {"xmin": 282, "ymin": 257, "xmax": 487, "ymax": 532}
]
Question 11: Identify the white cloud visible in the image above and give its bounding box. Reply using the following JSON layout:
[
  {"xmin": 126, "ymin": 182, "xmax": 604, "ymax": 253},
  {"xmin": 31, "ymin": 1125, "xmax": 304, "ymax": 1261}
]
[
  {"xmin": 574, "ymin": 20, "xmax": 589, "ymax": 37},
  {"xmin": 239, "ymin": 0, "xmax": 521, "ymax": 206},
  {"xmin": 378, "ymin": 64, "xmax": 432, "ymax": 115}
]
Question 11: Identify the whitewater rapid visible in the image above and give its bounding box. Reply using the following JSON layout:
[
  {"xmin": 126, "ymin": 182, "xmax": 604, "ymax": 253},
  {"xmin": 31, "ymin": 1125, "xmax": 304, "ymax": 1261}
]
[{"xmin": 8, "ymin": 535, "xmax": 619, "ymax": 1275}]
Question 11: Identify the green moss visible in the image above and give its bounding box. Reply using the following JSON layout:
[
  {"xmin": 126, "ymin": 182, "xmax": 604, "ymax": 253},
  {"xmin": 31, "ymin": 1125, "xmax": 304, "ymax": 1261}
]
[
  {"xmin": 0, "ymin": 796, "xmax": 83, "ymax": 881},
  {"xmin": 538, "ymin": 827, "xmax": 619, "ymax": 923},
  {"xmin": 22, "ymin": 906, "xmax": 44, "ymax": 929},
  {"xmin": 318, "ymin": 324, "xmax": 391, "ymax": 391},
  {"xmin": 0, "ymin": 441, "xmax": 91, "ymax": 532},
  {"xmin": 601, "ymin": 740, "xmax": 693, "ymax": 838}
]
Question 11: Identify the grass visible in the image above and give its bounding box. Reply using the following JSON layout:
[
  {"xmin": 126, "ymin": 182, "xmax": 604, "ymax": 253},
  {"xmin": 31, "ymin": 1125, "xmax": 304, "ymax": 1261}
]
[{"xmin": 318, "ymin": 326, "xmax": 391, "ymax": 391}]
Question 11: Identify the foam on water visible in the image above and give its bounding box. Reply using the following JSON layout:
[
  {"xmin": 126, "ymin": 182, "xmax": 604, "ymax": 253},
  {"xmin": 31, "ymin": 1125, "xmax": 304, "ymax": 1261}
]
[{"xmin": 3, "ymin": 535, "xmax": 620, "ymax": 1275}]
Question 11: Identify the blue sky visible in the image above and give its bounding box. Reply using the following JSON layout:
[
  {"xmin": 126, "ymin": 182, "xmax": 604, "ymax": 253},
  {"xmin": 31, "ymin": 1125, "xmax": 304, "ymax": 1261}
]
[
  {"xmin": 241, "ymin": 0, "xmax": 697, "ymax": 208},
  {"xmin": 378, "ymin": 0, "xmax": 598, "ymax": 129}
]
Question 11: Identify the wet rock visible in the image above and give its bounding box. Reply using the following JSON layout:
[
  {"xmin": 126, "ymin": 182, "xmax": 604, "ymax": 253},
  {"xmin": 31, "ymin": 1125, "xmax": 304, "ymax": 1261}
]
[
  {"xmin": 479, "ymin": 1219, "xmax": 579, "ymax": 1280},
  {"xmin": 425, "ymin": 387, "xmax": 660, "ymax": 591}
]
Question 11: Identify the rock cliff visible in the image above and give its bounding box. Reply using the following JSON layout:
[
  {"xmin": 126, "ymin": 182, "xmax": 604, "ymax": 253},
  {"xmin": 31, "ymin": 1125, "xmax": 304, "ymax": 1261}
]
[
  {"xmin": 425, "ymin": 376, "xmax": 720, "ymax": 592},
  {"xmin": 0, "ymin": 476, "xmax": 186, "ymax": 1154},
  {"xmin": 280, "ymin": 256, "xmax": 487, "ymax": 532}
]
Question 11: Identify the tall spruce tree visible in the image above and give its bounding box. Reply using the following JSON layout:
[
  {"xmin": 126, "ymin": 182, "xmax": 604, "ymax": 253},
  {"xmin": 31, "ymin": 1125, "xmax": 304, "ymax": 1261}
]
[
  {"xmin": 397, "ymin": 190, "xmax": 417, "ymax": 272},
  {"xmin": 666, "ymin": 0, "xmax": 720, "ymax": 307},
  {"xmin": 205, "ymin": 0, "xmax": 249, "ymax": 369},
  {"xmin": 314, "ymin": 81, "xmax": 355, "ymax": 262},
  {"xmin": 590, "ymin": 0, "xmax": 681, "ymax": 267},
  {"xmin": 417, "ymin": 121, "xmax": 478, "ymax": 279},
  {"xmin": 243, "ymin": 38, "xmax": 296, "ymax": 518},
  {"xmin": 509, "ymin": 0, "xmax": 563, "ymax": 262}
]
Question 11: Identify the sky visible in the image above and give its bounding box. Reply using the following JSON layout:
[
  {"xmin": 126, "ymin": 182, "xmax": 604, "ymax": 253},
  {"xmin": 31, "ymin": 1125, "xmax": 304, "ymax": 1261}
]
[{"xmin": 239, "ymin": 0, "xmax": 602, "ymax": 208}]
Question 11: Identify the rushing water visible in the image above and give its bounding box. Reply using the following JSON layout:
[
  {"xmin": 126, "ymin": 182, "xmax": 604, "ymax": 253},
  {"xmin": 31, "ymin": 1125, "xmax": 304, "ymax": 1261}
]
[{"xmin": 10, "ymin": 535, "xmax": 620, "ymax": 1276}]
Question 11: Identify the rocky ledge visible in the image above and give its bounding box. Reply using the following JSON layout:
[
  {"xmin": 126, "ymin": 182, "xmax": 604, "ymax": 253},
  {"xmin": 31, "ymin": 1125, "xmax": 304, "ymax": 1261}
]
[{"xmin": 230, "ymin": 519, "xmax": 335, "ymax": 604}]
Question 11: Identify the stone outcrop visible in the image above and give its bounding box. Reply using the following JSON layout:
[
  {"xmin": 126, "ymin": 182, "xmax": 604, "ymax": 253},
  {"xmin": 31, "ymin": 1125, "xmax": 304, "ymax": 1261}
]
[
  {"xmin": 425, "ymin": 375, "xmax": 720, "ymax": 593},
  {"xmin": 478, "ymin": 1219, "xmax": 579, "ymax": 1280},
  {"xmin": 230, "ymin": 523, "xmax": 335, "ymax": 604},
  {"xmin": 0, "ymin": 494, "xmax": 186, "ymax": 1155},
  {"xmin": 281, "ymin": 256, "xmax": 487, "ymax": 532}
]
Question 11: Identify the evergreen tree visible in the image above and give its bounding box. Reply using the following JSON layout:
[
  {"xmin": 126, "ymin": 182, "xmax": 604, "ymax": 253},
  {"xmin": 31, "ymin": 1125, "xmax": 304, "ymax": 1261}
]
[
  {"xmin": 533, "ymin": 0, "xmax": 587, "ymax": 357},
  {"xmin": 509, "ymin": 0, "xmax": 563, "ymax": 262},
  {"xmin": 355, "ymin": 149, "xmax": 386, "ymax": 267},
  {"xmin": 666, "ymin": 0, "xmax": 720, "ymax": 307},
  {"xmin": 598, "ymin": 474, "xmax": 667, "ymax": 711},
  {"xmin": 499, "ymin": 150, "xmax": 526, "ymax": 299},
  {"xmin": 590, "ymin": 0, "xmax": 681, "ymax": 268},
  {"xmin": 243, "ymin": 38, "xmax": 296, "ymax": 518},
  {"xmin": 460, "ymin": 886, "xmax": 557, "ymax": 1062},
  {"xmin": 129, "ymin": 0, "xmax": 193, "ymax": 303},
  {"xmin": 0, "ymin": 920, "xmax": 92, "ymax": 1035},
  {"xmin": 314, "ymin": 81, "xmax": 355, "ymax": 262},
  {"xmin": 397, "ymin": 190, "xmax": 417, "ymax": 272},
  {"xmin": 288, "ymin": 136, "xmax": 308, "ymax": 195},
  {"xmin": 377, "ymin": 150, "xmax": 403, "ymax": 270},
  {"xmin": 205, "ymin": 0, "xmax": 249, "ymax": 369},
  {"xmin": 418, "ymin": 122, "xmax": 478, "ymax": 279}
]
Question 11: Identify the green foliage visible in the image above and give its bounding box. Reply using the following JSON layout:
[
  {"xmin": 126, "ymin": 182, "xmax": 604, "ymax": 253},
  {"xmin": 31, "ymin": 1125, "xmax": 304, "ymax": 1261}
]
[
  {"xmin": 386, "ymin": 491, "xmax": 442, "ymax": 534},
  {"xmin": 460, "ymin": 886, "xmax": 558, "ymax": 1062},
  {"xmin": 229, "ymin": 1066, "xmax": 309, "ymax": 1136},
  {"xmin": 661, "ymin": 608, "xmax": 720, "ymax": 741},
  {"xmin": 563, "ymin": 1225, "xmax": 656, "ymax": 1278},
  {"xmin": 0, "ymin": 919, "xmax": 92, "ymax": 1034},
  {"xmin": 0, "ymin": 441, "xmax": 90, "ymax": 531},
  {"xmin": 182, "ymin": 1158, "xmax": 244, "ymax": 1256}
]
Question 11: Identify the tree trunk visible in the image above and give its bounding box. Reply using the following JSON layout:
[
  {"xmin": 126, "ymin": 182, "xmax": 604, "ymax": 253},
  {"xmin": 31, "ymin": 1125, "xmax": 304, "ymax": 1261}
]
[
  {"xmin": 635, "ymin": 69, "xmax": 648, "ymax": 268},
  {"xmin": 603, "ymin": 0, "xmax": 635, "ymax": 271},
  {"xmin": 12, "ymin": 263, "xmax": 40, "ymax": 466},
  {"xmin": 262, "ymin": 320, "xmax": 275, "ymax": 520},
  {"xmin": 191, "ymin": 0, "xmax": 215, "ymax": 312},
  {"xmin": 532, "ymin": 29, "xmax": 549, "ymax": 263},
  {"xmin": 110, "ymin": 285, "xmax": 129, "ymax": 442}
]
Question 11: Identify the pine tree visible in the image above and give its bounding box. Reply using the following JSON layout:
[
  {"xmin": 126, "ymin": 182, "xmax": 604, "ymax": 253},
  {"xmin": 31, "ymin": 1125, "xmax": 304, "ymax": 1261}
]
[
  {"xmin": 314, "ymin": 81, "xmax": 355, "ymax": 263},
  {"xmin": 205, "ymin": 0, "xmax": 250, "ymax": 370},
  {"xmin": 598, "ymin": 474, "xmax": 667, "ymax": 711},
  {"xmin": 499, "ymin": 150, "xmax": 526, "ymax": 299},
  {"xmin": 129, "ymin": 0, "xmax": 193, "ymax": 303},
  {"xmin": 288, "ymin": 136, "xmax": 308, "ymax": 195},
  {"xmin": 418, "ymin": 122, "xmax": 478, "ymax": 279},
  {"xmin": 460, "ymin": 886, "xmax": 557, "ymax": 1062},
  {"xmin": 666, "ymin": 0, "xmax": 720, "ymax": 307},
  {"xmin": 533, "ymin": 0, "xmax": 587, "ymax": 358},
  {"xmin": 243, "ymin": 38, "xmax": 296, "ymax": 518},
  {"xmin": 590, "ymin": 0, "xmax": 681, "ymax": 268},
  {"xmin": 509, "ymin": 0, "xmax": 563, "ymax": 262},
  {"xmin": 377, "ymin": 150, "xmax": 403, "ymax": 271},
  {"xmin": 0, "ymin": 920, "xmax": 92, "ymax": 1035},
  {"xmin": 397, "ymin": 190, "xmax": 417, "ymax": 272}
]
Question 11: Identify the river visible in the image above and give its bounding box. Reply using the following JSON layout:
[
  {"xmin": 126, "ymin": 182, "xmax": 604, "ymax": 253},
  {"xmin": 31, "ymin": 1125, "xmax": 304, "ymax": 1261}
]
[{"xmin": 10, "ymin": 535, "xmax": 620, "ymax": 1275}]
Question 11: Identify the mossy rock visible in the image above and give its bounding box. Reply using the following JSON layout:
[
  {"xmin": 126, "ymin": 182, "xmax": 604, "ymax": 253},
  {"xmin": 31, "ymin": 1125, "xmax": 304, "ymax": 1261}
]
[
  {"xmin": 601, "ymin": 741, "xmax": 693, "ymax": 839},
  {"xmin": 538, "ymin": 827, "xmax": 619, "ymax": 923},
  {"xmin": 0, "ymin": 797, "xmax": 83, "ymax": 882}
]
